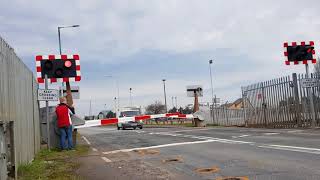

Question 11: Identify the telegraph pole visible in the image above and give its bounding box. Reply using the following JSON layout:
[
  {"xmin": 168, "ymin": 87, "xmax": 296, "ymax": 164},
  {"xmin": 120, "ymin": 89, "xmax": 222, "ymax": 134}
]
[
  {"xmin": 172, "ymin": 96, "xmax": 175, "ymax": 109},
  {"xmin": 175, "ymin": 96, "xmax": 178, "ymax": 110}
]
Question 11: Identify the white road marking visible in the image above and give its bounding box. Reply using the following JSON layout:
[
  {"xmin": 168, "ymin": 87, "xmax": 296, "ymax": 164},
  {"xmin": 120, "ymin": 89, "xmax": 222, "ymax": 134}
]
[
  {"xmin": 263, "ymin": 133, "xmax": 280, "ymax": 135},
  {"xmin": 82, "ymin": 136, "xmax": 91, "ymax": 145},
  {"xmin": 161, "ymin": 128, "xmax": 210, "ymax": 133},
  {"xmin": 268, "ymin": 144, "xmax": 320, "ymax": 152},
  {"xmin": 101, "ymin": 157, "xmax": 112, "ymax": 163},
  {"xmin": 103, "ymin": 139, "xmax": 218, "ymax": 154},
  {"xmin": 287, "ymin": 130, "xmax": 303, "ymax": 133},
  {"xmin": 100, "ymin": 128, "xmax": 320, "ymax": 156},
  {"xmin": 258, "ymin": 145, "xmax": 320, "ymax": 155},
  {"xmin": 92, "ymin": 148, "xmax": 98, "ymax": 152},
  {"xmin": 232, "ymin": 135, "xmax": 250, "ymax": 138},
  {"xmin": 154, "ymin": 132, "xmax": 254, "ymax": 144}
]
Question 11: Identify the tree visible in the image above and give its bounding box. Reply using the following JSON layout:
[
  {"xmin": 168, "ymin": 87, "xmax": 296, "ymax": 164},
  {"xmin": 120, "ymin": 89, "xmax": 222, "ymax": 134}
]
[
  {"xmin": 106, "ymin": 111, "xmax": 116, "ymax": 118},
  {"xmin": 168, "ymin": 107, "xmax": 177, "ymax": 113},
  {"xmin": 178, "ymin": 107, "xmax": 184, "ymax": 113},
  {"xmin": 182, "ymin": 106, "xmax": 193, "ymax": 114},
  {"xmin": 145, "ymin": 101, "xmax": 166, "ymax": 115}
]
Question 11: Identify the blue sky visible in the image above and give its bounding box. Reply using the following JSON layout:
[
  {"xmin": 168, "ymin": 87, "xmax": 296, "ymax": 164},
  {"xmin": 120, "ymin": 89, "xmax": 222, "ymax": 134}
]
[{"xmin": 1, "ymin": 0, "xmax": 320, "ymax": 116}]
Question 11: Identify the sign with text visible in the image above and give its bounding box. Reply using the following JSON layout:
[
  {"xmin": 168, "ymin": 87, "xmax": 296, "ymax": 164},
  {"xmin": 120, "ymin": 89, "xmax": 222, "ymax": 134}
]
[
  {"xmin": 38, "ymin": 89, "xmax": 59, "ymax": 101},
  {"xmin": 59, "ymin": 86, "xmax": 80, "ymax": 99},
  {"xmin": 301, "ymin": 78, "xmax": 319, "ymax": 88}
]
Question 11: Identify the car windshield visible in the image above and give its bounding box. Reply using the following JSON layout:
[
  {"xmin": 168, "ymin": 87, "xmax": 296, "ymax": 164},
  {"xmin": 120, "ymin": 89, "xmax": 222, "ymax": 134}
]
[{"xmin": 120, "ymin": 111, "xmax": 140, "ymax": 117}]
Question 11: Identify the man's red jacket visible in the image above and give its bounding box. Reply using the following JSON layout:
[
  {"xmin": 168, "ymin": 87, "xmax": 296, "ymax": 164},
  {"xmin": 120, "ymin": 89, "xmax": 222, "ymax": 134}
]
[{"xmin": 56, "ymin": 103, "xmax": 75, "ymax": 128}]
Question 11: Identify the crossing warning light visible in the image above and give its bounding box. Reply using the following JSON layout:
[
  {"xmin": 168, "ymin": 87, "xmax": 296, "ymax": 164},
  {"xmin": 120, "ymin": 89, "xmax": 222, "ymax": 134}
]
[
  {"xmin": 284, "ymin": 41, "xmax": 316, "ymax": 65},
  {"xmin": 36, "ymin": 55, "xmax": 81, "ymax": 83}
]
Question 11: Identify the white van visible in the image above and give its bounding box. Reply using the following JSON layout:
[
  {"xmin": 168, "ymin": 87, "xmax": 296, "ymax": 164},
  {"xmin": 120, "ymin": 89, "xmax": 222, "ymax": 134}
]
[{"xmin": 117, "ymin": 107, "xmax": 143, "ymax": 130}]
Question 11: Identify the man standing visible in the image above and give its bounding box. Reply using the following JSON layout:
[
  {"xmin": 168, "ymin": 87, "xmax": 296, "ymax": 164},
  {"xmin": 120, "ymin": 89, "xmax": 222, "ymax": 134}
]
[{"xmin": 56, "ymin": 97, "xmax": 75, "ymax": 150}]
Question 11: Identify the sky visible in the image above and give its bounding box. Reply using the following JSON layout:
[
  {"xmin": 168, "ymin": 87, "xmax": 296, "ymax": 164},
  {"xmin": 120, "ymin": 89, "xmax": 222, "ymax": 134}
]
[{"xmin": 1, "ymin": 0, "xmax": 320, "ymax": 116}]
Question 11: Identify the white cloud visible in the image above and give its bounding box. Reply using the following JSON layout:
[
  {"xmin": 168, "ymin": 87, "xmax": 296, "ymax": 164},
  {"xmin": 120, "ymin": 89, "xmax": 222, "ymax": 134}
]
[{"xmin": 2, "ymin": 0, "xmax": 320, "ymax": 116}]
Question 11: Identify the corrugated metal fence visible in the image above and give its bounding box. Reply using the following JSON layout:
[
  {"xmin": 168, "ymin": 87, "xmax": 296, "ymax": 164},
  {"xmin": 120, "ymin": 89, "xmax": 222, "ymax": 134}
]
[{"xmin": 0, "ymin": 36, "xmax": 40, "ymax": 178}]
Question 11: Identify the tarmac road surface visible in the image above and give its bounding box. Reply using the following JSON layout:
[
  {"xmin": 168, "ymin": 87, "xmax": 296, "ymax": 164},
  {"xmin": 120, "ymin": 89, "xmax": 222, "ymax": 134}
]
[{"xmin": 78, "ymin": 126, "xmax": 320, "ymax": 180}]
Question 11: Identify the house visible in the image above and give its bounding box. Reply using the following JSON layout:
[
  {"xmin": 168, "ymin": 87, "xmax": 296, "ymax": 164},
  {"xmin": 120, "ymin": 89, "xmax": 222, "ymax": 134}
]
[{"xmin": 221, "ymin": 98, "xmax": 244, "ymax": 109}]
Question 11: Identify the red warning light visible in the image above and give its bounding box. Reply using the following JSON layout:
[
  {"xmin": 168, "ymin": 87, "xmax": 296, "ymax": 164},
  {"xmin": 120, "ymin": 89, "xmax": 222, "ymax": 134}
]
[{"xmin": 64, "ymin": 60, "xmax": 72, "ymax": 68}]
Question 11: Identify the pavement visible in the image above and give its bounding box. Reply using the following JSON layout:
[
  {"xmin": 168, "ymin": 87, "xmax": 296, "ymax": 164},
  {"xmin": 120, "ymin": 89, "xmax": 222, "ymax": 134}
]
[{"xmin": 77, "ymin": 126, "xmax": 320, "ymax": 180}]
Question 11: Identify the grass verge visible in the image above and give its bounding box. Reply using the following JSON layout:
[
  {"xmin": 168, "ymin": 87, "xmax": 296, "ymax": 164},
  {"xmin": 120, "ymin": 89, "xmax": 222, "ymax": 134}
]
[{"xmin": 18, "ymin": 145, "xmax": 89, "ymax": 180}]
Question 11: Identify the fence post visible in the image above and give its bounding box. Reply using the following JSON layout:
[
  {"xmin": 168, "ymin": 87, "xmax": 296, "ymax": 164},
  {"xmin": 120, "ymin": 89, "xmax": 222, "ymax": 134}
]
[
  {"xmin": 225, "ymin": 107, "xmax": 229, "ymax": 126},
  {"xmin": 292, "ymin": 73, "xmax": 301, "ymax": 127},
  {"xmin": 261, "ymin": 82, "xmax": 267, "ymax": 127},
  {"xmin": 242, "ymin": 88, "xmax": 248, "ymax": 127}
]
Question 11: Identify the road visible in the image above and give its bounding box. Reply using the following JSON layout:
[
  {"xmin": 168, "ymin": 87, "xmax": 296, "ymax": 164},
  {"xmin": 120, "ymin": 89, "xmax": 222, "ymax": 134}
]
[{"xmin": 78, "ymin": 126, "xmax": 320, "ymax": 180}]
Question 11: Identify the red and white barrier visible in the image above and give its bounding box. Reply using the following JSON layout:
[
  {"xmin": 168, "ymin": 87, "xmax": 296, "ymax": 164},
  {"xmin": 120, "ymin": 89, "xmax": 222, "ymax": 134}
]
[{"xmin": 75, "ymin": 112, "xmax": 194, "ymax": 129}]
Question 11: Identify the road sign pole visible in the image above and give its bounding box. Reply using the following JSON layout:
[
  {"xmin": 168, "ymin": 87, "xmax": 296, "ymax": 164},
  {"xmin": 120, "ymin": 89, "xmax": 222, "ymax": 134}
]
[
  {"xmin": 45, "ymin": 74, "xmax": 50, "ymax": 151},
  {"xmin": 305, "ymin": 64, "xmax": 316, "ymax": 128}
]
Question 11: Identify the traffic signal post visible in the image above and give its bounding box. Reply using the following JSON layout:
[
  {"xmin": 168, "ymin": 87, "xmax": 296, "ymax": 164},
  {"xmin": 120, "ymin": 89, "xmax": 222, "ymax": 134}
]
[
  {"xmin": 305, "ymin": 63, "xmax": 316, "ymax": 128},
  {"xmin": 45, "ymin": 74, "xmax": 51, "ymax": 151},
  {"xmin": 284, "ymin": 41, "xmax": 316, "ymax": 128},
  {"xmin": 36, "ymin": 54, "xmax": 81, "ymax": 148}
]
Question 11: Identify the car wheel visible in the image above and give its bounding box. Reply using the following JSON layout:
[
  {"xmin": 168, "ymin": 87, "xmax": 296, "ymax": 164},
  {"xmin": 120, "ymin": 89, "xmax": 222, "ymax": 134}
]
[
  {"xmin": 122, "ymin": 127, "xmax": 125, "ymax": 130},
  {"xmin": 140, "ymin": 126, "xmax": 143, "ymax": 129},
  {"xmin": 133, "ymin": 127, "xmax": 136, "ymax": 130},
  {"xmin": 117, "ymin": 126, "xmax": 120, "ymax": 130}
]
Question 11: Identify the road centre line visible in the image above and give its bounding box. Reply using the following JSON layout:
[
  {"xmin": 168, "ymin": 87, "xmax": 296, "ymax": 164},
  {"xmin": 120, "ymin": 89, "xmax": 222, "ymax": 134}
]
[
  {"xmin": 158, "ymin": 128, "xmax": 210, "ymax": 133},
  {"xmin": 82, "ymin": 136, "xmax": 91, "ymax": 145},
  {"xmin": 143, "ymin": 130, "xmax": 320, "ymax": 155},
  {"xmin": 101, "ymin": 157, "xmax": 112, "ymax": 163},
  {"xmin": 153, "ymin": 132, "xmax": 253, "ymax": 144},
  {"xmin": 287, "ymin": 130, "xmax": 303, "ymax": 133},
  {"xmin": 232, "ymin": 134, "xmax": 250, "ymax": 138},
  {"xmin": 263, "ymin": 133, "xmax": 280, "ymax": 135},
  {"xmin": 258, "ymin": 145, "xmax": 320, "ymax": 155},
  {"xmin": 103, "ymin": 139, "xmax": 219, "ymax": 154},
  {"xmin": 267, "ymin": 144, "xmax": 320, "ymax": 151}
]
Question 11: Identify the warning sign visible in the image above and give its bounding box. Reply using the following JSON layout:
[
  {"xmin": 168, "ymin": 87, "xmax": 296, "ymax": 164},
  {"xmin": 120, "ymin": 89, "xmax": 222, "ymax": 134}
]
[
  {"xmin": 301, "ymin": 78, "xmax": 319, "ymax": 88},
  {"xmin": 38, "ymin": 89, "xmax": 59, "ymax": 101}
]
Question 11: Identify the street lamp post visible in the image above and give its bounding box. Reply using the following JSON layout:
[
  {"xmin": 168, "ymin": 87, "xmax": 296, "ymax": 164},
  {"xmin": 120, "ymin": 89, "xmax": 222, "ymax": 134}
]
[
  {"xmin": 58, "ymin": 25, "xmax": 80, "ymax": 54},
  {"xmin": 57, "ymin": 25, "xmax": 80, "ymax": 99},
  {"xmin": 105, "ymin": 75, "xmax": 120, "ymax": 117},
  {"xmin": 129, "ymin": 88, "xmax": 133, "ymax": 107},
  {"xmin": 209, "ymin": 60, "xmax": 215, "ymax": 124},
  {"xmin": 114, "ymin": 97, "xmax": 117, "ymax": 115},
  {"xmin": 162, "ymin": 79, "xmax": 168, "ymax": 113}
]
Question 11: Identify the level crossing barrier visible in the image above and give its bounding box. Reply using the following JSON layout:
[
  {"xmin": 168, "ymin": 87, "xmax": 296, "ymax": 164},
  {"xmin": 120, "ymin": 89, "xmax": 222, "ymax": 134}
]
[{"xmin": 75, "ymin": 112, "xmax": 194, "ymax": 129}]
